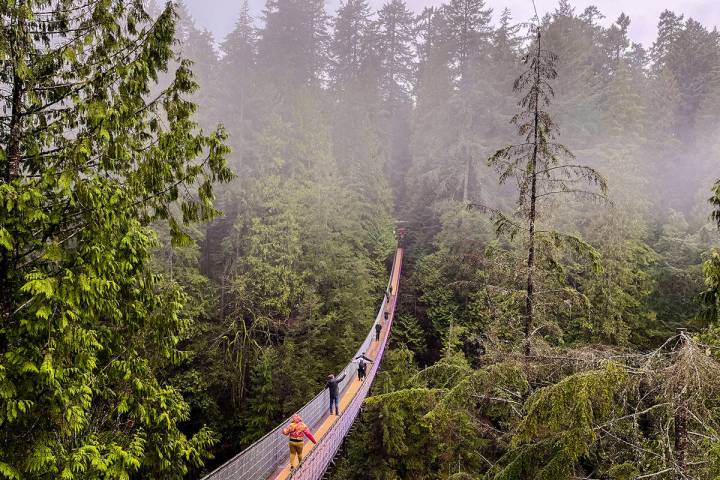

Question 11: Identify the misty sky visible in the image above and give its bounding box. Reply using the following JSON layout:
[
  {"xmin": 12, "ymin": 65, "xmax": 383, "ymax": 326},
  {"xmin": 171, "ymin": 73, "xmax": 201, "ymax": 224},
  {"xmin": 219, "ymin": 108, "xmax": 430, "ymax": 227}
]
[{"xmin": 185, "ymin": 0, "xmax": 720, "ymax": 48}]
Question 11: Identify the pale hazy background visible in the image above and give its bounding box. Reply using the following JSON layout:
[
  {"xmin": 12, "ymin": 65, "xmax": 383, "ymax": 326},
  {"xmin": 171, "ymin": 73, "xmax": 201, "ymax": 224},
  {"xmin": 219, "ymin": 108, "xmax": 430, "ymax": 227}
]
[{"xmin": 185, "ymin": 0, "xmax": 720, "ymax": 47}]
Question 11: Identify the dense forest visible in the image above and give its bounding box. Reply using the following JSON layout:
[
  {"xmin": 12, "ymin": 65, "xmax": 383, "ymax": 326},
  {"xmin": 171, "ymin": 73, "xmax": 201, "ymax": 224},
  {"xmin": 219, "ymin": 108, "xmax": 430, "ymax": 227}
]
[{"xmin": 2, "ymin": 0, "xmax": 720, "ymax": 478}]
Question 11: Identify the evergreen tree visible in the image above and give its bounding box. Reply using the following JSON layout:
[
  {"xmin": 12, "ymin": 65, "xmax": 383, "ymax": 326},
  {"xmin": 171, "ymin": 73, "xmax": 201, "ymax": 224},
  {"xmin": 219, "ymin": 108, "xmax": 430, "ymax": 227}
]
[
  {"xmin": 542, "ymin": 4, "xmax": 603, "ymax": 146},
  {"xmin": 260, "ymin": 0, "xmax": 329, "ymax": 85},
  {"xmin": 443, "ymin": 0, "xmax": 493, "ymax": 205},
  {"xmin": 220, "ymin": 0, "xmax": 257, "ymax": 139},
  {"xmin": 374, "ymin": 0, "xmax": 415, "ymax": 206},
  {"xmin": 660, "ymin": 17, "xmax": 720, "ymax": 140},
  {"xmin": 329, "ymin": 0, "xmax": 391, "ymax": 208},
  {"xmin": 602, "ymin": 13, "xmax": 631, "ymax": 66},
  {"xmin": 0, "ymin": 1, "xmax": 231, "ymax": 477},
  {"xmin": 578, "ymin": 209, "xmax": 657, "ymax": 346},
  {"xmin": 331, "ymin": 0, "xmax": 374, "ymax": 92},
  {"xmin": 493, "ymin": 8, "xmax": 522, "ymax": 63},
  {"xmin": 407, "ymin": 8, "xmax": 455, "ymax": 206},
  {"xmin": 487, "ymin": 28, "xmax": 607, "ymax": 355},
  {"xmin": 650, "ymin": 10, "xmax": 685, "ymax": 73},
  {"xmin": 702, "ymin": 185, "xmax": 720, "ymax": 324},
  {"xmin": 375, "ymin": 0, "xmax": 415, "ymax": 107},
  {"xmin": 648, "ymin": 211, "xmax": 707, "ymax": 338},
  {"xmin": 443, "ymin": 0, "xmax": 493, "ymax": 85},
  {"xmin": 222, "ymin": 0, "xmax": 256, "ymax": 71}
]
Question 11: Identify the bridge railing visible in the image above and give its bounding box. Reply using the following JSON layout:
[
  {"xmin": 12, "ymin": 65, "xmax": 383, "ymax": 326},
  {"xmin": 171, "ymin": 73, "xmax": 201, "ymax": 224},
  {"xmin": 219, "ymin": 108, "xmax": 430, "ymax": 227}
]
[
  {"xmin": 289, "ymin": 251, "xmax": 401, "ymax": 480},
  {"xmin": 200, "ymin": 249, "xmax": 401, "ymax": 480}
]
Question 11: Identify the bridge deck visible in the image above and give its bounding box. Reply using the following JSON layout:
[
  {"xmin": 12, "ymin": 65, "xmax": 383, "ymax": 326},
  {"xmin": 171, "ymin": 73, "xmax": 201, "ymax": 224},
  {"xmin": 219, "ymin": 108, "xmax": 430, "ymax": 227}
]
[
  {"xmin": 269, "ymin": 336, "xmax": 383, "ymax": 479},
  {"xmin": 200, "ymin": 248, "xmax": 403, "ymax": 480},
  {"xmin": 270, "ymin": 255, "xmax": 401, "ymax": 479}
]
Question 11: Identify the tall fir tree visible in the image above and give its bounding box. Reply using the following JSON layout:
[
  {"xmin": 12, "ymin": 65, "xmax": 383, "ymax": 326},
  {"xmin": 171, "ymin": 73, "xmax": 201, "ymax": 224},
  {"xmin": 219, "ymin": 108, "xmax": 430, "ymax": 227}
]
[
  {"xmin": 331, "ymin": 0, "xmax": 374, "ymax": 92},
  {"xmin": 375, "ymin": 0, "xmax": 415, "ymax": 207},
  {"xmin": 487, "ymin": 28, "xmax": 607, "ymax": 355},
  {"xmin": 260, "ymin": 0, "xmax": 329, "ymax": 86},
  {"xmin": 650, "ymin": 10, "xmax": 685, "ymax": 73},
  {"xmin": 443, "ymin": 0, "xmax": 492, "ymax": 85},
  {"xmin": 375, "ymin": 0, "xmax": 415, "ymax": 107}
]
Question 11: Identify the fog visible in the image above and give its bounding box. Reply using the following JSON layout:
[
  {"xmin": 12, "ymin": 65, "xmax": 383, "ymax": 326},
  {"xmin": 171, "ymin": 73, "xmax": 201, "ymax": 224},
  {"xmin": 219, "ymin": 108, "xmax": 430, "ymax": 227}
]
[
  {"xmin": 6, "ymin": 1, "xmax": 720, "ymax": 477},
  {"xmin": 186, "ymin": 0, "xmax": 720, "ymax": 49},
  {"xmin": 171, "ymin": 0, "xmax": 720, "ymax": 234}
]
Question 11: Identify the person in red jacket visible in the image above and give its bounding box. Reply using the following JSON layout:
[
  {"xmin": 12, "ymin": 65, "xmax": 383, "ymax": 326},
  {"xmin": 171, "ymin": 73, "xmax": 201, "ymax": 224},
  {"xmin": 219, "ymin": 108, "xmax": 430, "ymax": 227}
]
[{"xmin": 282, "ymin": 414, "xmax": 317, "ymax": 470}]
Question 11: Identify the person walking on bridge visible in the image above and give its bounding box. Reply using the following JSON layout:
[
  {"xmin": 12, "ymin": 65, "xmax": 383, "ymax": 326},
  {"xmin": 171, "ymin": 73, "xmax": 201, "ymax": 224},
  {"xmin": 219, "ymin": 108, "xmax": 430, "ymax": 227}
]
[
  {"xmin": 282, "ymin": 414, "xmax": 317, "ymax": 471},
  {"xmin": 354, "ymin": 352, "xmax": 373, "ymax": 381},
  {"xmin": 375, "ymin": 322, "xmax": 382, "ymax": 341},
  {"xmin": 326, "ymin": 373, "xmax": 346, "ymax": 416}
]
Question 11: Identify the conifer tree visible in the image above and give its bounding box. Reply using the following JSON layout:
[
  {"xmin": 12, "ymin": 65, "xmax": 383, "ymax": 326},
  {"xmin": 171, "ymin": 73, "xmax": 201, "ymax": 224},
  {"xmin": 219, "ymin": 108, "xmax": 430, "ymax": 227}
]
[
  {"xmin": 223, "ymin": 0, "xmax": 256, "ymax": 69},
  {"xmin": 175, "ymin": 2, "xmax": 219, "ymax": 117},
  {"xmin": 701, "ymin": 181, "xmax": 720, "ymax": 323},
  {"xmin": 408, "ymin": 7, "xmax": 454, "ymax": 201},
  {"xmin": 260, "ymin": 0, "xmax": 329, "ymax": 85},
  {"xmin": 0, "ymin": 1, "xmax": 231, "ymax": 477},
  {"xmin": 493, "ymin": 8, "xmax": 522, "ymax": 63},
  {"xmin": 331, "ymin": 0, "xmax": 373, "ymax": 92},
  {"xmin": 541, "ymin": 5, "xmax": 602, "ymax": 147},
  {"xmin": 487, "ymin": 28, "xmax": 607, "ymax": 355},
  {"xmin": 374, "ymin": 0, "xmax": 415, "ymax": 205},
  {"xmin": 656, "ymin": 16, "xmax": 720, "ymax": 141},
  {"xmin": 375, "ymin": 0, "xmax": 415, "ymax": 107},
  {"xmin": 443, "ymin": 0, "xmax": 492, "ymax": 85},
  {"xmin": 219, "ymin": 0, "xmax": 256, "ymax": 164},
  {"xmin": 603, "ymin": 13, "xmax": 631, "ymax": 66},
  {"xmin": 442, "ymin": 0, "xmax": 493, "ymax": 205},
  {"xmin": 329, "ymin": 0, "xmax": 390, "ymax": 202},
  {"xmin": 650, "ymin": 10, "xmax": 685, "ymax": 73}
]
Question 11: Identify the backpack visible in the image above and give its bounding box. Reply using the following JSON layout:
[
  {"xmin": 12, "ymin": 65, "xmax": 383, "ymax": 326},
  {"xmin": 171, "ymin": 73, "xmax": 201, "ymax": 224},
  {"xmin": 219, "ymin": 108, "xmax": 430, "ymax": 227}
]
[{"xmin": 358, "ymin": 359, "xmax": 366, "ymax": 371}]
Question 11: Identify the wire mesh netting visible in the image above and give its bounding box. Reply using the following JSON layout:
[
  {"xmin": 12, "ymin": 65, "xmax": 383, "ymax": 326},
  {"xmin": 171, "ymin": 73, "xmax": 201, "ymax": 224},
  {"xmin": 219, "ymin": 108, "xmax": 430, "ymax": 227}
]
[{"xmin": 201, "ymin": 249, "xmax": 402, "ymax": 480}]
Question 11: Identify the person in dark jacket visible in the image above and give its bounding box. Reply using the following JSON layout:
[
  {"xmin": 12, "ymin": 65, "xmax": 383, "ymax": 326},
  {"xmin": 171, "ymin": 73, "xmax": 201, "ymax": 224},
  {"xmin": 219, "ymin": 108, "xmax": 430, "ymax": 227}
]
[
  {"xmin": 375, "ymin": 322, "xmax": 382, "ymax": 341},
  {"xmin": 354, "ymin": 353, "xmax": 373, "ymax": 381},
  {"xmin": 326, "ymin": 373, "xmax": 346, "ymax": 416}
]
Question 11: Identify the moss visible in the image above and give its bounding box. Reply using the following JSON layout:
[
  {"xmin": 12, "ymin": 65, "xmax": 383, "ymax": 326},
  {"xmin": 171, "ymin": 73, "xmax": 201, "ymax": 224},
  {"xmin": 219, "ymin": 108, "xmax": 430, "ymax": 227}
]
[{"xmin": 488, "ymin": 362, "xmax": 628, "ymax": 480}]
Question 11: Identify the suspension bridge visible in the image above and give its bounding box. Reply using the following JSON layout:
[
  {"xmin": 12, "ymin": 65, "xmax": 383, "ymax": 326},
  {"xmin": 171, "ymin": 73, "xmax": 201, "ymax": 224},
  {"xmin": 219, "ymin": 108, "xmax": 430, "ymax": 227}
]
[{"xmin": 201, "ymin": 244, "xmax": 405, "ymax": 480}]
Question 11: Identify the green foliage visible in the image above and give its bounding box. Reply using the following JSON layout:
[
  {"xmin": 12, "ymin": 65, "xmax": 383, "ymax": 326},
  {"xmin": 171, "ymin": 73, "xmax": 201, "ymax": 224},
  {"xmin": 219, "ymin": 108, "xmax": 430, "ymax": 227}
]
[
  {"xmin": 706, "ymin": 182, "xmax": 720, "ymax": 324},
  {"xmin": 488, "ymin": 362, "xmax": 627, "ymax": 480},
  {"xmin": 347, "ymin": 388, "xmax": 444, "ymax": 479},
  {"xmin": 426, "ymin": 363, "xmax": 529, "ymax": 474},
  {"xmin": 375, "ymin": 347, "xmax": 420, "ymax": 394},
  {"xmin": 570, "ymin": 209, "xmax": 658, "ymax": 346},
  {"xmin": 701, "ymin": 249, "xmax": 720, "ymax": 324},
  {"xmin": 391, "ymin": 314, "xmax": 427, "ymax": 357},
  {"xmin": 0, "ymin": 1, "xmax": 230, "ymax": 477},
  {"xmin": 712, "ymin": 180, "xmax": 720, "ymax": 228},
  {"xmin": 647, "ymin": 211, "xmax": 707, "ymax": 338},
  {"xmin": 333, "ymin": 361, "xmax": 528, "ymax": 480},
  {"xmin": 5, "ymin": 0, "xmax": 715, "ymax": 477}
]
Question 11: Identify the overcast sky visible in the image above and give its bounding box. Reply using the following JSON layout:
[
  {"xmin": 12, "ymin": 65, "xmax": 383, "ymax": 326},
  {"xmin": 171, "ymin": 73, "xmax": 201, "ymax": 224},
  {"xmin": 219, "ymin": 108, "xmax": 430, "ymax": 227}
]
[{"xmin": 184, "ymin": 0, "xmax": 720, "ymax": 48}]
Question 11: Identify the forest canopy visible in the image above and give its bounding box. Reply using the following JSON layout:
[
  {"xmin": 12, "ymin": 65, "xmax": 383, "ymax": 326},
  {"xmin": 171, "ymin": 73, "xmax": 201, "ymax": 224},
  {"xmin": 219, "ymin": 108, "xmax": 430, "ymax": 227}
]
[{"xmin": 2, "ymin": 0, "xmax": 720, "ymax": 479}]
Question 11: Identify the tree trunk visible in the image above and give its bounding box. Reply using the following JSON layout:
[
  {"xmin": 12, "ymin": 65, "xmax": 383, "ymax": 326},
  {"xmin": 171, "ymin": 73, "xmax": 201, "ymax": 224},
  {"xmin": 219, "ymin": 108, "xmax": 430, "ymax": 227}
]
[
  {"xmin": 524, "ymin": 31, "xmax": 542, "ymax": 357},
  {"xmin": 674, "ymin": 329, "xmax": 689, "ymax": 479},
  {"xmin": 462, "ymin": 146, "xmax": 470, "ymax": 204},
  {"xmin": 1, "ymin": 6, "xmax": 25, "ymax": 321},
  {"xmin": 7, "ymin": 74, "xmax": 23, "ymax": 179},
  {"xmin": 674, "ymin": 402, "xmax": 688, "ymax": 478},
  {"xmin": 7, "ymin": 0, "xmax": 24, "ymax": 180}
]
